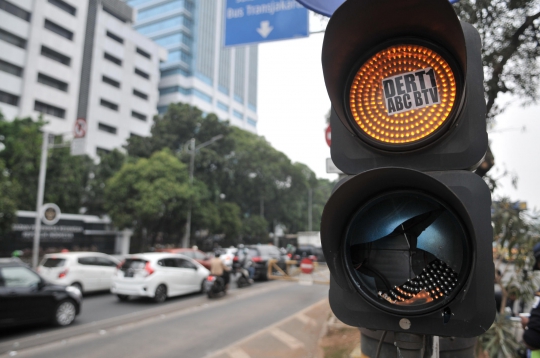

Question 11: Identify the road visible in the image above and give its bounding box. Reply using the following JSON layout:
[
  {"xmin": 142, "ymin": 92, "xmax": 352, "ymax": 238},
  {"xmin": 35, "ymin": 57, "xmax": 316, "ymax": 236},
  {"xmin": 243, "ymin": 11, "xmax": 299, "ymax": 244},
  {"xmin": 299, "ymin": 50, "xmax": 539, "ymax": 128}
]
[{"xmin": 0, "ymin": 280, "xmax": 328, "ymax": 357}]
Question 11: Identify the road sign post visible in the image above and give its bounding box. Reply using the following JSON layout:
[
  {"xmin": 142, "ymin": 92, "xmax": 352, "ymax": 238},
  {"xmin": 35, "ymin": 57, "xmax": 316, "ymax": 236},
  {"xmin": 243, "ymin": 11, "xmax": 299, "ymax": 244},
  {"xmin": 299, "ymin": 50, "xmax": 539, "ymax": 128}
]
[{"xmin": 224, "ymin": 0, "xmax": 308, "ymax": 47}]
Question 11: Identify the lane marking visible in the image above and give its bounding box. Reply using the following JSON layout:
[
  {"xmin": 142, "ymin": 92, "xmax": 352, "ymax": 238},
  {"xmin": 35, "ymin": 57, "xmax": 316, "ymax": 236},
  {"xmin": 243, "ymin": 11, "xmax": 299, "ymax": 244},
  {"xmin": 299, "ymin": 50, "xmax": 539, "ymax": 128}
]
[
  {"xmin": 269, "ymin": 328, "xmax": 305, "ymax": 350},
  {"xmin": 296, "ymin": 313, "xmax": 316, "ymax": 326},
  {"xmin": 226, "ymin": 347, "xmax": 251, "ymax": 358}
]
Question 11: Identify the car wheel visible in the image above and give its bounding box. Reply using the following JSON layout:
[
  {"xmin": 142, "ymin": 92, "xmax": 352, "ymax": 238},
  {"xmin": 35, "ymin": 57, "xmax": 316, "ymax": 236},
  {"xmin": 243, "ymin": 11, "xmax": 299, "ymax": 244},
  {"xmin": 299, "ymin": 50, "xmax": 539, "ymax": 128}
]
[
  {"xmin": 54, "ymin": 300, "xmax": 77, "ymax": 326},
  {"xmin": 153, "ymin": 284, "xmax": 167, "ymax": 303},
  {"xmin": 70, "ymin": 282, "xmax": 83, "ymax": 294},
  {"xmin": 117, "ymin": 294, "xmax": 129, "ymax": 302}
]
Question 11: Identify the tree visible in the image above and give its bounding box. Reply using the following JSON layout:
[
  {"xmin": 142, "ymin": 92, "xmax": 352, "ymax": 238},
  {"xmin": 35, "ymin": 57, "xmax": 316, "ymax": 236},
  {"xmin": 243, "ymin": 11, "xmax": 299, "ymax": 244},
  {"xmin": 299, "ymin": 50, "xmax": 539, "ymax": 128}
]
[
  {"xmin": 241, "ymin": 215, "xmax": 269, "ymax": 244},
  {"xmin": 0, "ymin": 115, "xmax": 93, "ymax": 213},
  {"xmin": 454, "ymin": 0, "xmax": 540, "ymax": 122},
  {"xmin": 104, "ymin": 149, "xmax": 200, "ymax": 251},
  {"xmin": 0, "ymin": 159, "xmax": 17, "ymax": 236}
]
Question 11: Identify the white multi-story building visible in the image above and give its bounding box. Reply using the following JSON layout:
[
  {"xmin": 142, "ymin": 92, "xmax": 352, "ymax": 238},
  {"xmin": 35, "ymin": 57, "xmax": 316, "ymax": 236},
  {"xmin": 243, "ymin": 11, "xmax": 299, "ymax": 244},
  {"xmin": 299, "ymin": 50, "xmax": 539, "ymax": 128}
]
[
  {"xmin": 126, "ymin": 0, "xmax": 259, "ymax": 133},
  {"xmin": 0, "ymin": 0, "xmax": 166, "ymax": 157}
]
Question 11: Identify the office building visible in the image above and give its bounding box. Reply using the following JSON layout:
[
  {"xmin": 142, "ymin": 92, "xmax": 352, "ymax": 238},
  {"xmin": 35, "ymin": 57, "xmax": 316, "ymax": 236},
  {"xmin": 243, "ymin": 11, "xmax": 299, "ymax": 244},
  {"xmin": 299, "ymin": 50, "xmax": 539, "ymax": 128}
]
[
  {"xmin": 0, "ymin": 0, "xmax": 166, "ymax": 157},
  {"xmin": 126, "ymin": 0, "xmax": 259, "ymax": 133}
]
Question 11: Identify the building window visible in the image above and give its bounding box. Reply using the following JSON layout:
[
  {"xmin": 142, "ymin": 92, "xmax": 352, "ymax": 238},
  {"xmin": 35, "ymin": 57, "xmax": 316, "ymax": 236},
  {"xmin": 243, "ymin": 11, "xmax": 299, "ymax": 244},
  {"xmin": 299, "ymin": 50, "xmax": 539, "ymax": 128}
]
[
  {"xmin": 0, "ymin": 0, "xmax": 31, "ymax": 22},
  {"xmin": 130, "ymin": 132, "xmax": 142, "ymax": 138},
  {"xmin": 104, "ymin": 52, "xmax": 122, "ymax": 66},
  {"xmin": 234, "ymin": 95, "xmax": 243, "ymax": 104},
  {"xmin": 248, "ymin": 103, "xmax": 257, "ymax": 112},
  {"xmin": 131, "ymin": 110, "xmax": 147, "ymax": 121},
  {"xmin": 103, "ymin": 6, "xmax": 127, "ymax": 23},
  {"xmin": 106, "ymin": 30, "xmax": 123, "ymax": 44},
  {"xmin": 48, "ymin": 0, "xmax": 76, "ymax": 16},
  {"xmin": 41, "ymin": 46, "xmax": 71, "ymax": 66},
  {"xmin": 137, "ymin": 0, "xmax": 184, "ymax": 21},
  {"xmin": 159, "ymin": 85, "xmax": 191, "ymax": 96},
  {"xmin": 133, "ymin": 89, "xmax": 148, "ymax": 100},
  {"xmin": 161, "ymin": 67, "xmax": 190, "ymax": 78},
  {"xmin": 98, "ymin": 122, "xmax": 117, "ymax": 135},
  {"xmin": 168, "ymin": 49, "xmax": 191, "ymax": 64},
  {"xmin": 0, "ymin": 59, "xmax": 23, "ymax": 77},
  {"xmin": 34, "ymin": 100, "xmax": 65, "ymax": 118},
  {"xmin": 127, "ymin": 0, "xmax": 151, "ymax": 7},
  {"xmin": 247, "ymin": 117, "xmax": 257, "ymax": 127},
  {"xmin": 102, "ymin": 75, "xmax": 120, "ymax": 88},
  {"xmin": 233, "ymin": 110, "xmax": 243, "ymax": 120},
  {"xmin": 136, "ymin": 47, "xmax": 151, "ymax": 59},
  {"xmin": 37, "ymin": 73, "xmax": 68, "ymax": 92},
  {"xmin": 135, "ymin": 16, "xmax": 187, "ymax": 35},
  {"xmin": 217, "ymin": 101, "xmax": 229, "ymax": 112},
  {"xmin": 158, "ymin": 105, "xmax": 168, "ymax": 114},
  {"xmin": 100, "ymin": 99, "xmax": 118, "ymax": 111},
  {"xmin": 96, "ymin": 147, "xmax": 111, "ymax": 156},
  {"xmin": 134, "ymin": 68, "xmax": 149, "ymax": 79},
  {"xmin": 193, "ymin": 89, "xmax": 212, "ymax": 103},
  {"xmin": 44, "ymin": 19, "xmax": 73, "ymax": 40},
  {"xmin": 0, "ymin": 28, "xmax": 26, "ymax": 49},
  {"xmin": 0, "ymin": 90, "xmax": 19, "ymax": 106},
  {"xmin": 218, "ymin": 85, "xmax": 228, "ymax": 95}
]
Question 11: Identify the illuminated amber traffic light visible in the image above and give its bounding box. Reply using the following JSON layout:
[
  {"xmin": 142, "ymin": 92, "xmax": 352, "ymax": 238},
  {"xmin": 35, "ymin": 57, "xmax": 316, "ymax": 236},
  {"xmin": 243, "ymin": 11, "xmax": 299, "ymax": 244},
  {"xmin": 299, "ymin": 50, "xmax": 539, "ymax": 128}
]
[{"xmin": 349, "ymin": 44, "xmax": 458, "ymax": 149}]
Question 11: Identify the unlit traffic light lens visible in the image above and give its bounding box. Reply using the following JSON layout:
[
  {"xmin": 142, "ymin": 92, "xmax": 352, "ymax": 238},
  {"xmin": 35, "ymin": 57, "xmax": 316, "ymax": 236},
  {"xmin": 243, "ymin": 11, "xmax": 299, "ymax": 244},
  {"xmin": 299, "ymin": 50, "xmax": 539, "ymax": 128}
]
[
  {"xmin": 344, "ymin": 190, "xmax": 470, "ymax": 314},
  {"xmin": 349, "ymin": 44, "xmax": 458, "ymax": 149}
]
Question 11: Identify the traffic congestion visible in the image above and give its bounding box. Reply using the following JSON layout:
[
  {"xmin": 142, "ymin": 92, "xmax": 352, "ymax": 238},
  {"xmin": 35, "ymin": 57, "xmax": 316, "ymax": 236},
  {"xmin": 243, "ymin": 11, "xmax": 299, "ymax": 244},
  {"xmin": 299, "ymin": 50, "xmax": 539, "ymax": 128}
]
[{"xmin": 0, "ymin": 244, "xmax": 322, "ymax": 330}]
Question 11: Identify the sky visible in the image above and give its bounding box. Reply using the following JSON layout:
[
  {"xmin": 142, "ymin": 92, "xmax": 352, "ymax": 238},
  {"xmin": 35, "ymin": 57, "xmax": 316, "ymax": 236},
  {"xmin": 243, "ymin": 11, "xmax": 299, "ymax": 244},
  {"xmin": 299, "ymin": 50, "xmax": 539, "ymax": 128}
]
[{"xmin": 255, "ymin": 15, "xmax": 540, "ymax": 212}]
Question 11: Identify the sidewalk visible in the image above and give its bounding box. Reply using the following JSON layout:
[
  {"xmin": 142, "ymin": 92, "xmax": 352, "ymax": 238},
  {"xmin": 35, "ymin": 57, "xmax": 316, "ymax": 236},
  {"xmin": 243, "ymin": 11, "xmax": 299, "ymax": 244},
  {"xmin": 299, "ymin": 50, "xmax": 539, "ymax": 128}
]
[{"xmin": 204, "ymin": 299, "xmax": 331, "ymax": 358}]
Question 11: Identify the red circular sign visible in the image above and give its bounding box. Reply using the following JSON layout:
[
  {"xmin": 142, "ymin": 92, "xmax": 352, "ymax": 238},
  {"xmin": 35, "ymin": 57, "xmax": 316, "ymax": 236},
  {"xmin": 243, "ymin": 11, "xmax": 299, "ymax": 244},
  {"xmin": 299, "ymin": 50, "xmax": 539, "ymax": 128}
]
[
  {"xmin": 74, "ymin": 118, "xmax": 87, "ymax": 138},
  {"xmin": 325, "ymin": 125, "xmax": 331, "ymax": 147},
  {"xmin": 300, "ymin": 258, "xmax": 314, "ymax": 274}
]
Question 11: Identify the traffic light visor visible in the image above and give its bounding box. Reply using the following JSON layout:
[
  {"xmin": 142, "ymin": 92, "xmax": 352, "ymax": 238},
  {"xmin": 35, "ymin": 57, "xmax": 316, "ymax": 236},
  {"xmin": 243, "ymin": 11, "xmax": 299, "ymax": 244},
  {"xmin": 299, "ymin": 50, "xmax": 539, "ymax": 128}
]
[{"xmin": 349, "ymin": 44, "xmax": 458, "ymax": 150}]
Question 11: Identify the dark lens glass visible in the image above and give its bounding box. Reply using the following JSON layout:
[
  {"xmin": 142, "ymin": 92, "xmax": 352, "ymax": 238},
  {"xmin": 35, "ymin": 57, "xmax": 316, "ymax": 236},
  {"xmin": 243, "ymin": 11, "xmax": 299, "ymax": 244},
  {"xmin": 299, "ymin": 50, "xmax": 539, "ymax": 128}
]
[{"xmin": 344, "ymin": 190, "xmax": 470, "ymax": 314}]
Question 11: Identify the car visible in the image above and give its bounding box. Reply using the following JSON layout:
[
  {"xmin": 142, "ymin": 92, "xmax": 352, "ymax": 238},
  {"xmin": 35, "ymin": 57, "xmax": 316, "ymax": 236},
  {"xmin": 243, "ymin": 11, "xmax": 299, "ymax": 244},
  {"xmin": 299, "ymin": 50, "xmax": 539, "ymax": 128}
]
[
  {"xmin": 111, "ymin": 253, "xmax": 210, "ymax": 303},
  {"xmin": 246, "ymin": 245, "xmax": 288, "ymax": 281},
  {"xmin": 219, "ymin": 247, "xmax": 238, "ymax": 267},
  {"xmin": 38, "ymin": 252, "xmax": 120, "ymax": 294},
  {"xmin": 157, "ymin": 248, "xmax": 212, "ymax": 270},
  {"xmin": 292, "ymin": 245, "xmax": 325, "ymax": 263},
  {"xmin": 0, "ymin": 258, "xmax": 82, "ymax": 328}
]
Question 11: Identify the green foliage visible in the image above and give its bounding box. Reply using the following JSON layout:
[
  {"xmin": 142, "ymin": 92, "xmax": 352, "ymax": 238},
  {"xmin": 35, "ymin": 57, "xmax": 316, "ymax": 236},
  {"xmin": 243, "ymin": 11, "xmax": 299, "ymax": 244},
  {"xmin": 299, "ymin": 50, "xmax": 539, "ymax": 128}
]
[
  {"xmin": 454, "ymin": 0, "xmax": 540, "ymax": 121},
  {"xmin": 478, "ymin": 314, "xmax": 522, "ymax": 358},
  {"xmin": 242, "ymin": 215, "xmax": 269, "ymax": 243},
  {"xmin": 104, "ymin": 149, "xmax": 198, "ymax": 248},
  {"xmin": 0, "ymin": 115, "xmax": 93, "ymax": 213},
  {"xmin": 0, "ymin": 160, "xmax": 18, "ymax": 236}
]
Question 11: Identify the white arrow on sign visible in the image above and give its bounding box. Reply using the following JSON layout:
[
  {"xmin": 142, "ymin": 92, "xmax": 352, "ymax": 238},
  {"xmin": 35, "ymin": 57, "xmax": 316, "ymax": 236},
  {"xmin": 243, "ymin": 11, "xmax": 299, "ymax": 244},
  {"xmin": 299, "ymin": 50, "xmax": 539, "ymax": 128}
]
[{"xmin": 257, "ymin": 21, "xmax": 274, "ymax": 38}]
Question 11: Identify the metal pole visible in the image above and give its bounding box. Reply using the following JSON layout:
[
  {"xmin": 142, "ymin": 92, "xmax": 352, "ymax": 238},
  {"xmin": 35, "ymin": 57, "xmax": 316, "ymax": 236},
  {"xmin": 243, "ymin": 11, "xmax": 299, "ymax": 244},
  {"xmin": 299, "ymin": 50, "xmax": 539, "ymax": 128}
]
[
  {"xmin": 308, "ymin": 188, "xmax": 313, "ymax": 231},
  {"xmin": 32, "ymin": 131, "xmax": 48, "ymax": 268},
  {"xmin": 182, "ymin": 138, "xmax": 195, "ymax": 248}
]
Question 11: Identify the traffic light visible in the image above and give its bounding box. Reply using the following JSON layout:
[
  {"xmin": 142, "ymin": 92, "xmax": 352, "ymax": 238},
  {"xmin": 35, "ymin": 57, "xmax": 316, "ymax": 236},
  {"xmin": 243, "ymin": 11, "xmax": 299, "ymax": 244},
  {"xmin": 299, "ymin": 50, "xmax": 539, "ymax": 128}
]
[{"xmin": 320, "ymin": 0, "xmax": 495, "ymax": 338}]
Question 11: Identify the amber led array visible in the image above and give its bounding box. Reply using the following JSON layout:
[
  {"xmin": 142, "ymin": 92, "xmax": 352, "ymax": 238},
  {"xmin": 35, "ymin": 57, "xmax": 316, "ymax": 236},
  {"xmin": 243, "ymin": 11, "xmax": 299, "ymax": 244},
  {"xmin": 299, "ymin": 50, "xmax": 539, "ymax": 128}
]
[{"xmin": 349, "ymin": 44, "xmax": 457, "ymax": 145}]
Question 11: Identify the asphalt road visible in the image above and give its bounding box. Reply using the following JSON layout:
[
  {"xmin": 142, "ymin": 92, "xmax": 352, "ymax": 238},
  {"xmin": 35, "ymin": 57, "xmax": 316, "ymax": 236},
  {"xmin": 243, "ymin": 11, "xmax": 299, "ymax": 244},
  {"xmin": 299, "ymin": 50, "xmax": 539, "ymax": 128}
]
[{"xmin": 0, "ymin": 280, "xmax": 328, "ymax": 357}]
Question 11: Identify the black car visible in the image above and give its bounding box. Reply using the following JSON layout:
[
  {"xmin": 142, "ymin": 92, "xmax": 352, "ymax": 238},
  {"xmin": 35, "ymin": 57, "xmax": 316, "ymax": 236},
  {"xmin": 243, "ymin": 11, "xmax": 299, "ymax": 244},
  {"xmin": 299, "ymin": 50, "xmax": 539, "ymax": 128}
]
[
  {"xmin": 245, "ymin": 245, "xmax": 288, "ymax": 281},
  {"xmin": 293, "ymin": 245, "xmax": 325, "ymax": 263},
  {"xmin": 0, "ymin": 258, "xmax": 82, "ymax": 328}
]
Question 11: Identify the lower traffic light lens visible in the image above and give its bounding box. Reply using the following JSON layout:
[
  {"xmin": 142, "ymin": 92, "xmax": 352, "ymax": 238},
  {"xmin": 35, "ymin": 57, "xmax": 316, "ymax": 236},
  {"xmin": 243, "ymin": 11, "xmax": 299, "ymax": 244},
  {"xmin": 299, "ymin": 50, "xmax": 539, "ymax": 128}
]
[
  {"xmin": 348, "ymin": 43, "xmax": 459, "ymax": 151},
  {"xmin": 344, "ymin": 190, "xmax": 470, "ymax": 314}
]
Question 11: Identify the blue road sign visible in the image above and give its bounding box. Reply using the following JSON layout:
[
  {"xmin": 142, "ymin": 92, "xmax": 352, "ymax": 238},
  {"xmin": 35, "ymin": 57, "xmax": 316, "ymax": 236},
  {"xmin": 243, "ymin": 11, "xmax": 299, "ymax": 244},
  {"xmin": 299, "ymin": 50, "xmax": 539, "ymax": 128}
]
[
  {"xmin": 224, "ymin": 0, "xmax": 309, "ymax": 47},
  {"xmin": 296, "ymin": 0, "xmax": 460, "ymax": 17}
]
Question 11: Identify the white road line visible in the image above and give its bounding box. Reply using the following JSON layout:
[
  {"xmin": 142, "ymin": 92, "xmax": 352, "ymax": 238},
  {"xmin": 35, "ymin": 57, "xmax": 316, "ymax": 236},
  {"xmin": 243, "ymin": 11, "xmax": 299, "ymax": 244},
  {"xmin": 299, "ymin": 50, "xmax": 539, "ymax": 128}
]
[
  {"xmin": 269, "ymin": 328, "xmax": 305, "ymax": 350},
  {"xmin": 226, "ymin": 347, "xmax": 251, "ymax": 358},
  {"xmin": 296, "ymin": 313, "xmax": 316, "ymax": 326}
]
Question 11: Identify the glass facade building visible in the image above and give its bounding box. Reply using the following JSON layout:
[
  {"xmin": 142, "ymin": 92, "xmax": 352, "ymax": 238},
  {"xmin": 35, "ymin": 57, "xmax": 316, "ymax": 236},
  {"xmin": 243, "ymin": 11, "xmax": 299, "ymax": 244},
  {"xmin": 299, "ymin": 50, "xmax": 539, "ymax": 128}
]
[{"xmin": 126, "ymin": 0, "xmax": 258, "ymax": 132}]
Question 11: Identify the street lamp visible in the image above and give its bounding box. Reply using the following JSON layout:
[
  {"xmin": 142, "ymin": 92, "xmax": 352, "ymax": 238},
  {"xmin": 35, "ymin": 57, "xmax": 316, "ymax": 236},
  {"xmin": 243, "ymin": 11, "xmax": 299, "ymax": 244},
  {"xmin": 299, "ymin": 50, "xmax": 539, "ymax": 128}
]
[{"xmin": 181, "ymin": 134, "xmax": 224, "ymax": 248}]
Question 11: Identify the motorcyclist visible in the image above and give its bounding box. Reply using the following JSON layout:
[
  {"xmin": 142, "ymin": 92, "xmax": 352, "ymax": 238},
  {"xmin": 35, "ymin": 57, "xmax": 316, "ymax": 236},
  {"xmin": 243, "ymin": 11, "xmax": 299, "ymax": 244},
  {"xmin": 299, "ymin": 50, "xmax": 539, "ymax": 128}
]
[
  {"xmin": 522, "ymin": 242, "xmax": 540, "ymax": 356},
  {"xmin": 237, "ymin": 245, "xmax": 254, "ymax": 281},
  {"xmin": 210, "ymin": 251, "xmax": 231, "ymax": 291}
]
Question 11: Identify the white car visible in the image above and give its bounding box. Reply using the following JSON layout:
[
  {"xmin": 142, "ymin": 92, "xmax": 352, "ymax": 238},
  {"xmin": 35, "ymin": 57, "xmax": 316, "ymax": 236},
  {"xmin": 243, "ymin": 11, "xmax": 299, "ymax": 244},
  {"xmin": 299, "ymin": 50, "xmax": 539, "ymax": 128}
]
[
  {"xmin": 38, "ymin": 252, "xmax": 120, "ymax": 294},
  {"xmin": 111, "ymin": 253, "xmax": 210, "ymax": 303}
]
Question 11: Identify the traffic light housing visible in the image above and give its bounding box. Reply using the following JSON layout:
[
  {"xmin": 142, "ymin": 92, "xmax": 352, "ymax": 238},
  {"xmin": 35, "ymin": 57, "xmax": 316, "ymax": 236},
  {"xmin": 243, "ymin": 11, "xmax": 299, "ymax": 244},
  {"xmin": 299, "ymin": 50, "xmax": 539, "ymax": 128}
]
[{"xmin": 320, "ymin": 0, "xmax": 495, "ymax": 338}]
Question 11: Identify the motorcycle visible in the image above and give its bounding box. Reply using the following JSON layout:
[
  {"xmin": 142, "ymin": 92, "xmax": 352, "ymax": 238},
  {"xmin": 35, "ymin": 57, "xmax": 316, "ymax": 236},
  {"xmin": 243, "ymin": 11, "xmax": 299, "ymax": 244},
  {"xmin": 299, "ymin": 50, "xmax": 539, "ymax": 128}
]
[
  {"xmin": 205, "ymin": 275, "xmax": 226, "ymax": 298},
  {"xmin": 232, "ymin": 258, "xmax": 253, "ymax": 288}
]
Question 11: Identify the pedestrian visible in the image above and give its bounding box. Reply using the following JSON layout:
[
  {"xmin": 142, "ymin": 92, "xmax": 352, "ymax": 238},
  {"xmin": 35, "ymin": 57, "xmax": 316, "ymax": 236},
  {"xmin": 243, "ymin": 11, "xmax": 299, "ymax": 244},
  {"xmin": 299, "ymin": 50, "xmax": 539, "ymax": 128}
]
[{"xmin": 522, "ymin": 242, "xmax": 540, "ymax": 356}]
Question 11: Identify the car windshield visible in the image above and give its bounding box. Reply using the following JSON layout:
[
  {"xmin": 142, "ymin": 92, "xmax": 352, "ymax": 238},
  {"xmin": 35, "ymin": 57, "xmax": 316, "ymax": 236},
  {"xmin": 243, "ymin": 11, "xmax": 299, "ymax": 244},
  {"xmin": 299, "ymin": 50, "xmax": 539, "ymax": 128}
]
[
  {"xmin": 120, "ymin": 259, "xmax": 147, "ymax": 270},
  {"xmin": 41, "ymin": 258, "xmax": 66, "ymax": 267}
]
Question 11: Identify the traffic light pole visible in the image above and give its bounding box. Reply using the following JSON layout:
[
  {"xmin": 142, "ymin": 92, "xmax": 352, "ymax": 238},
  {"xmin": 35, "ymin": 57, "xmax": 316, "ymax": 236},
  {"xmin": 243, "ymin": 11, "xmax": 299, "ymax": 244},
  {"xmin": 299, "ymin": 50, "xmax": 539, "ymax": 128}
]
[{"xmin": 31, "ymin": 131, "xmax": 49, "ymax": 268}]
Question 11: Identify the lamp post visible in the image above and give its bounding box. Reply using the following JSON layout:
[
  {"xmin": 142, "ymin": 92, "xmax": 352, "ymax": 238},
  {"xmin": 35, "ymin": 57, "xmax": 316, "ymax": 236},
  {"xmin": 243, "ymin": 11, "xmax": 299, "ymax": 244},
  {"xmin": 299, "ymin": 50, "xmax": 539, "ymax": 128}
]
[{"xmin": 181, "ymin": 134, "xmax": 224, "ymax": 248}]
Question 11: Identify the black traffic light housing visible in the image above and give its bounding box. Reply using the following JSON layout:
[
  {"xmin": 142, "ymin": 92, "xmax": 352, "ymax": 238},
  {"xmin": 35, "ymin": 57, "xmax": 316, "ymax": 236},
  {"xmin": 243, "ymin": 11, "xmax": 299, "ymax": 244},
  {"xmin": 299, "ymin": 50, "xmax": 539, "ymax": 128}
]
[
  {"xmin": 323, "ymin": 0, "xmax": 487, "ymax": 174},
  {"xmin": 320, "ymin": 0, "xmax": 495, "ymax": 338}
]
